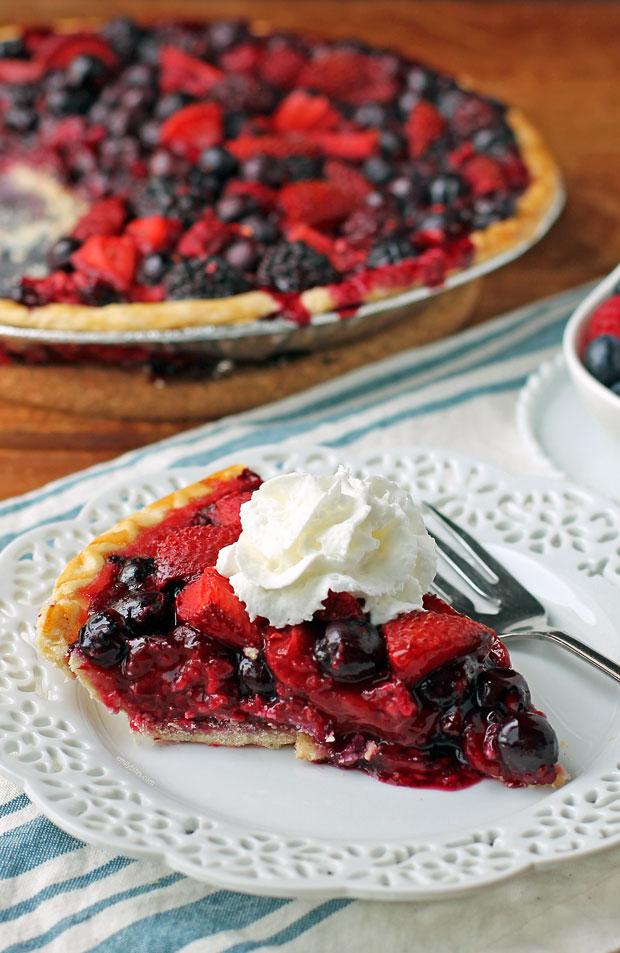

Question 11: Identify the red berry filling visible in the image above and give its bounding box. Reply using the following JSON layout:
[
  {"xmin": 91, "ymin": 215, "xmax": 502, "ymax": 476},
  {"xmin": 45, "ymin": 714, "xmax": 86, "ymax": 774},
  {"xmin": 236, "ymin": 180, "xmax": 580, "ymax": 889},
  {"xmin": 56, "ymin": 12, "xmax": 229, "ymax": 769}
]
[
  {"xmin": 1, "ymin": 17, "xmax": 530, "ymax": 322},
  {"xmin": 69, "ymin": 469, "xmax": 560, "ymax": 791}
]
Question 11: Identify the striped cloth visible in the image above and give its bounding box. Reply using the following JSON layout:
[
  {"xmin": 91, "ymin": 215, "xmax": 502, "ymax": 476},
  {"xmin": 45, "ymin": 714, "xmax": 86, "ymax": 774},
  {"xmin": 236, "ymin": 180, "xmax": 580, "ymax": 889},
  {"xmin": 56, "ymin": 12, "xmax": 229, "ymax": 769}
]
[{"xmin": 3, "ymin": 282, "xmax": 620, "ymax": 953}]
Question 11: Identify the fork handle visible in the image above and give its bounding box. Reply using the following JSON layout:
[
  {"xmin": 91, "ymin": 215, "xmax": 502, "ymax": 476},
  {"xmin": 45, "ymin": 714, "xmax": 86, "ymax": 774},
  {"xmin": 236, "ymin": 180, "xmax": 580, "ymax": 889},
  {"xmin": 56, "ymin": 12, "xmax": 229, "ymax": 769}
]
[{"xmin": 507, "ymin": 629, "xmax": 620, "ymax": 684}]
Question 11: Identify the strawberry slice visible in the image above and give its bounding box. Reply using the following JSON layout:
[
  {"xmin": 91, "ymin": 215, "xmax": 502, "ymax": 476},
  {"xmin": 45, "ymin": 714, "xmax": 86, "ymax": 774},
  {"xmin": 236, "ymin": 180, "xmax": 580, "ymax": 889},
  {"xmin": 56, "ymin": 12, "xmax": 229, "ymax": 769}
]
[
  {"xmin": 406, "ymin": 101, "xmax": 446, "ymax": 159},
  {"xmin": 194, "ymin": 490, "xmax": 254, "ymax": 535},
  {"xmin": 0, "ymin": 59, "xmax": 44, "ymax": 84},
  {"xmin": 39, "ymin": 33, "xmax": 118, "ymax": 70},
  {"xmin": 176, "ymin": 567, "xmax": 261, "ymax": 648},
  {"xmin": 176, "ymin": 210, "xmax": 230, "ymax": 258},
  {"xmin": 273, "ymin": 91, "xmax": 341, "ymax": 132},
  {"xmin": 382, "ymin": 610, "xmax": 493, "ymax": 684},
  {"xmin": 462, "ymin": 155, "xmax": 507, "ymax": 196},
  {"xmin": 160, "ymin": 102, "xmax": 223, "ymax": 159},
  {"xmin": 315, "ymin": 591, "xmax": 365, "ymax": 621},
  {"xmin": 421, "ymin": 593, "xmax": 460, "ymax": 616},
  {"xmin": 155, "ymin": 525, "xmax": 236, "ymax": 583},
  {"xmin": 324, "ymin": 159, "xmax": 372, "ymax": 200},
  {"xmin": 284, "ymin": 222, "xmax": 335, "ymax": 259},
  {"xmin": 279, "ymin": 180, "xmax": 357, "ymax": 227},
  {"xmin": 71, "ymin": 235, "xmax": 137, "ymax": 292},
  {"xmin": 263, "ymin": 624, "xmax": 321, "ymax": 691},
  {"xmin": 125, "ymin": 216, "xmax": 182, "ymax": 254},
  {"xmin": 583, "ymin": 295, "xmax": 620, "ymax": 347},
  {"xmin": 159, "ymin": 46, "xmax": 223, "ymax": 97},
  {"xmin": 73, "ymin": 197, "xmax": 128, "ymax": 241},
  {"xmin": 258, "ymin": 44, "xmax": 306, "ymax": 87},
  {"xmin": 227, "ymin": 134, "xmax": 323, "ymax": 160},
  {"xmin": 298, "ymin": 50, "xmax": 396, "ymax": 105},
  {"xmin": 312, "ymin": 130, "xmax": 378, "ymax": 160}
]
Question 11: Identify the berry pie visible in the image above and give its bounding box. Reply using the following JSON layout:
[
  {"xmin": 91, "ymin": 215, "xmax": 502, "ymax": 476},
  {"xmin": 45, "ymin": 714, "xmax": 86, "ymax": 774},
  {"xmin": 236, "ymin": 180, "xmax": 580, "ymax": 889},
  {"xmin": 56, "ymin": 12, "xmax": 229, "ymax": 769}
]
[
  {"xmin": 0, "ymin": 16, "xmax": 560, "ymax": 335},
  {"xmin": 38, "ymin": 465, "xmax": 565, "ymax": 791}
]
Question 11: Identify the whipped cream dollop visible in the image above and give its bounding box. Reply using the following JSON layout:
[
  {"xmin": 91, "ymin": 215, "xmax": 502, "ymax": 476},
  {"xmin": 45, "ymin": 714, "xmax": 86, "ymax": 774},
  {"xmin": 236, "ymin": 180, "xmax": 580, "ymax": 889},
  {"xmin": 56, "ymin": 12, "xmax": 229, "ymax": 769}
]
[{"xmin": 216, "ymin": 466, "xmax": 437, "ymax": 628}]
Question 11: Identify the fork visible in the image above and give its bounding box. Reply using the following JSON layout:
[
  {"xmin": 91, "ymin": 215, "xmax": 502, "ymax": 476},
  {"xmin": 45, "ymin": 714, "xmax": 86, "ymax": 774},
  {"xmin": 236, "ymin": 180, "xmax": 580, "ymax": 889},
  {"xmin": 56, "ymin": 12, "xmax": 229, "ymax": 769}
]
[{"xmin": 424, "ymin": 502, "xmax": 620, "ymax": 684}]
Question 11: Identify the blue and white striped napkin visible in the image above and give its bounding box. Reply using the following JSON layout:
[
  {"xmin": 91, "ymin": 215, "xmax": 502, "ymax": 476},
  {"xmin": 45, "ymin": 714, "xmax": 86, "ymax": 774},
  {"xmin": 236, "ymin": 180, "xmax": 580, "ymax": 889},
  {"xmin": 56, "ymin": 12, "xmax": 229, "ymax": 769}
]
[{"xmin": 3, "ymin": 282, "xmax": 620, "ymax": 953}]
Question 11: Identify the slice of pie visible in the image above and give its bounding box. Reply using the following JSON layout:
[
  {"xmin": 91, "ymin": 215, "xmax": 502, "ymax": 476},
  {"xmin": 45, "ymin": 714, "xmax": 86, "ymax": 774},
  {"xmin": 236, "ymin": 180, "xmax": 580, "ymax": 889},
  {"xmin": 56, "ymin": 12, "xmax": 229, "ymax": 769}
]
[
  {"xmin": 37, "ymin": 465, "xmax": 564, "ymax": 790},
  {"xmin": 0, "ymin": 16, "xmax": 560, "ymax": 345}
]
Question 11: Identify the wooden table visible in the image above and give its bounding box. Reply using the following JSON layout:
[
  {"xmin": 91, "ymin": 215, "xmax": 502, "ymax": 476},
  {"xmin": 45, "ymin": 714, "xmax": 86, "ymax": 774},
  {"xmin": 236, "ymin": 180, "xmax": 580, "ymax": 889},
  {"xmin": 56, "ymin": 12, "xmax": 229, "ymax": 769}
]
[{"xmin": 1, "ymin": 1, "xmax": 618, "ymax": 500}]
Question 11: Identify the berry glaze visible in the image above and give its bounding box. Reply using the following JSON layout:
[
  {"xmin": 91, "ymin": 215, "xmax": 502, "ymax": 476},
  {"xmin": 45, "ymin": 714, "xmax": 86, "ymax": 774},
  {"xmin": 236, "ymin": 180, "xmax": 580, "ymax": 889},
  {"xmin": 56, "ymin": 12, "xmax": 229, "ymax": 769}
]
[
  {"xmin": 69, "ymin": 468, "xmax": 561, "ymax": 791},
  {"xmin": 0, "ymin": 17, "xmax": 530, "ymax": 351}
]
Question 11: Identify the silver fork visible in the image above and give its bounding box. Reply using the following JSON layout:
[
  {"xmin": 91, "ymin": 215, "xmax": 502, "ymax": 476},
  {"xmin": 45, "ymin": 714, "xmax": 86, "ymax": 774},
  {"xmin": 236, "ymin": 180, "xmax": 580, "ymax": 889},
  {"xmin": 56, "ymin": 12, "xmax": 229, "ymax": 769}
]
[{"xmin": 424, "ymin": 502, "xmax": 620, "ymax": 684}]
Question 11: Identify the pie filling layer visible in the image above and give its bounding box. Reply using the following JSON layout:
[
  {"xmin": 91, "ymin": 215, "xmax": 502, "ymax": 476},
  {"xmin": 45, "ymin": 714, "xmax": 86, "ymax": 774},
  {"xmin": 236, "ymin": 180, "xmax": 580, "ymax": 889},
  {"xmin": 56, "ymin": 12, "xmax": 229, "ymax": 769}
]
[
  {"xmin": 0, "ymin": 17, "xmax": 531, "ymax": 325},
  {"xmin": 67, "ymin": 468, "xmax": 561, "ymax": 791}
]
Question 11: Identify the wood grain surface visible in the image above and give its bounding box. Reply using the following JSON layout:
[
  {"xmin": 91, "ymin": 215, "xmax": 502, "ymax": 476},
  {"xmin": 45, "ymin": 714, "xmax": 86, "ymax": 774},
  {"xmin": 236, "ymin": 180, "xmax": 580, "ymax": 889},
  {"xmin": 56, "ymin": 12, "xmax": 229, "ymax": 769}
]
[{"xmin": 0, "ymin": 1, "xmax": 619, "ymax": 499}]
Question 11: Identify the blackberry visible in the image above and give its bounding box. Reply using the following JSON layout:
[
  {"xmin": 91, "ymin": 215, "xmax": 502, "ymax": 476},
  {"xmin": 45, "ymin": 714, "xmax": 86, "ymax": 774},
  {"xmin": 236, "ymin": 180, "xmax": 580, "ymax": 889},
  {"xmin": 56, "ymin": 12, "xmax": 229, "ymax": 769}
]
[
  {"xmin": 257, "ymin": 241, "xmax": 337, "ymax": 293},
  {"xmin": 138, "ymin": 172, "xmax": 218, "ymax": 225},
  {"xmin": 165, "ymin": 256, "xmax": 251, "ymax": 300},
  {"xmin": 367, "ymin": 234, "xmax": 416, "ymax": 268}
]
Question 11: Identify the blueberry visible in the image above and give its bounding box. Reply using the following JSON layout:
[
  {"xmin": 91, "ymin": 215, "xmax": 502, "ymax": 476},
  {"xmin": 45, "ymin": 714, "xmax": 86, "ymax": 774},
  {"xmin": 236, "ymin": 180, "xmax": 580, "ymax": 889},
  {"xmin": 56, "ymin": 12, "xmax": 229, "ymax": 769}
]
[
  {"xmin": 238, "ymin": 652, "xmax": 276, "ymax": 697},
  {"xmin": 497, "ymin": 712, "xmax": 559, "ymax": 776},
  {"xmin": 363, "ymin": 156, "xmax": 393, "ymax": 186},
  {"xmin": 313, "ymin": 619, "xmax": 387, "ymax": 684},
  {"xmin": 46, "ymin": 237, "xmax": 81, "ymax": 272},
  {"xmin": 67, "ymin": 55, "xmax": 109, "ymax": 88},
  {"xmin": 425, "ymin": 173, "xmax": 469, "ymax": 205},
  {"xmin": 47, "ymin": 86, "xmax": 94, "ymax": 117},
  {"xmin": 114, "ymin": 556, "xmax": 156, "ymax": 589},
  {"xmin": 239, "ymin": 214, "xmax": 280, "ymax": 244},
  {"xmin": 141, "ymin": 253, "xmax": 172, "ymax": 285},
  {"xmin": 101, "ymin": 16, "xmax": 143, "ymax": 60},
  {"xmin": 475, "ymin": 667, "xmax": 531, "ymax": 713},
  {"xmin": 388, "ymin": 174, "xmax": 418, "ymax": 201},
  {"xmin": 224, "ymin": 240, "xmax": 259, "ymax": 272},
  {"xmin": 417, "ymin": 658, "xmax": 476, "ymax": 707},
  {"xmin": 198, "ymin": 146, "xmax": 238, "ymax": 179},
  {"xmin": 241, "ymin": 154, "xmax": 284, "ymax": 187},
  {"xmin": 78, "ymin": 610, "xmax": 128, "ymax": 667},
  {"xmin": 379, "ymin": 129, "xmax": 406, "ymax": 158},
  {"xmin": 583, "ymin": 335, "xmax": 620, "ymax": 387},
  {"xmin": 0, "ymin": 38, "xmax": 27, "ymax": 59},
  {"xmin": 405, "ymin": 65, "xmax": 439, "ymax": 99},
  {"xmin": 4, "ymin": 106, "xmax": 38, "ymax": 133},
  {"xmin": 208, "ymin": 19, "xmax": 248, "ymax": 52},
  {"xmin": 155, "ymin": 91, "xmax": 193, "ymax": 120},
  {"xmin": 216, "ymin": 193, "xmax": 258, "ymax": 223},
  {"xmin": 285, "ymin": 155, "xmax": 324, "ymax": 181},
  {"xmin": 113, "ymin": 591, "xmax": 169, "ymax": 631},
  {"xmin": 354, "ymin": 103, "xmax": 390, "ymax": 127}
]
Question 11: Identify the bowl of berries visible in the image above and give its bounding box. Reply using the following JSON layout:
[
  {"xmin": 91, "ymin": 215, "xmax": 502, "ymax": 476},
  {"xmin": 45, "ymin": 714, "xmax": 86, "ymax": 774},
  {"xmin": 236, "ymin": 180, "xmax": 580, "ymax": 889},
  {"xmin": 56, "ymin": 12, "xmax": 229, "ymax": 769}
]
[{"xmin": 563, "ymin": 263, "xmax": 620, "ymax": 441}]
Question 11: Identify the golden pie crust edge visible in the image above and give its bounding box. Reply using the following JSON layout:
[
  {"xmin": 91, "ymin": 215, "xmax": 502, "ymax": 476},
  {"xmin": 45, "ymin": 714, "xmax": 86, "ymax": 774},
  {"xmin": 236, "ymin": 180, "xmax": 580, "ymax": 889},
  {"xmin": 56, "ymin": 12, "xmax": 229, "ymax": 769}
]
[{"xmin": 0, "ymin": 109, "xmax": 560, "ymax": 333}]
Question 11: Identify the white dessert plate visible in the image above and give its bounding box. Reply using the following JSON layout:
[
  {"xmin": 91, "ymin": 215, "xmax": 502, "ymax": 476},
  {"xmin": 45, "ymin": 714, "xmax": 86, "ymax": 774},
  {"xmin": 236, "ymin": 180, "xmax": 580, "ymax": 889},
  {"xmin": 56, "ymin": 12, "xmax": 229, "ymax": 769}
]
[
  {"xmin": 1, "ymin": 444, "xmax": 620, "ymax": 901},
  {"xmin": 517, "ymin": 352, "xmax": 620, "ymax": 503}
]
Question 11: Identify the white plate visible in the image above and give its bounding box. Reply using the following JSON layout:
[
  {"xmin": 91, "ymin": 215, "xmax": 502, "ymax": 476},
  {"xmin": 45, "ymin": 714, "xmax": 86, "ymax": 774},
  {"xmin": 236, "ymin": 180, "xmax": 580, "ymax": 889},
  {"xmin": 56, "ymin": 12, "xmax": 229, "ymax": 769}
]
[
  {"xmin": 517, "ymin": 352, "xmax": 620, "ymax": 503},
  {"xmin": 1, "ymin": 444, "xmax": 620, "ymax": 901}
]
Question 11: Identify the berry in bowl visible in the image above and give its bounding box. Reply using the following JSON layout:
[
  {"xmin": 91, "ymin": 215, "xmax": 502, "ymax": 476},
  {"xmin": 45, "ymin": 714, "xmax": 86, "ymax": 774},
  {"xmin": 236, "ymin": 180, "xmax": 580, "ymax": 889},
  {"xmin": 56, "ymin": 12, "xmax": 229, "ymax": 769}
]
[{"xmin": 563, "ymin": 263, "xmax": 620, "ymax": 441}]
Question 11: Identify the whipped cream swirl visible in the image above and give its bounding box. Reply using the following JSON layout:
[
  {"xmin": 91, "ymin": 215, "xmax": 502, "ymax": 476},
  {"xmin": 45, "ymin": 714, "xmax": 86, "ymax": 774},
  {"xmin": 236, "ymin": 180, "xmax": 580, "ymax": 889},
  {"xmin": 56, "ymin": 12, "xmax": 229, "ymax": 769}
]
[{"xmin": 216, "ymin": 466, "xmax": 437, "ymax": 628}]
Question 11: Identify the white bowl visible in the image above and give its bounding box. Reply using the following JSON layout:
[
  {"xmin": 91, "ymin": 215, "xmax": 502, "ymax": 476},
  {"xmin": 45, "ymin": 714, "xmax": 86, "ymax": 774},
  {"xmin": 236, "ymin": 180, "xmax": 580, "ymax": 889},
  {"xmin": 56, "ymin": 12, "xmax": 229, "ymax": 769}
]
[{"xmin": 562, "ymin": 262, "xmax": 620, "ymax": 442}]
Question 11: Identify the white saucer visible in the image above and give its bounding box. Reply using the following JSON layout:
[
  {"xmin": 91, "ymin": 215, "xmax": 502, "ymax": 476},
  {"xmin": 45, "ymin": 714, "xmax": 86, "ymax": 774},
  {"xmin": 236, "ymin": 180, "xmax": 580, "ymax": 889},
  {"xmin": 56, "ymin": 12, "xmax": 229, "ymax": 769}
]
[{"xmin": 517, "ymin": 353, "xmax": 620, "ymax": 502}]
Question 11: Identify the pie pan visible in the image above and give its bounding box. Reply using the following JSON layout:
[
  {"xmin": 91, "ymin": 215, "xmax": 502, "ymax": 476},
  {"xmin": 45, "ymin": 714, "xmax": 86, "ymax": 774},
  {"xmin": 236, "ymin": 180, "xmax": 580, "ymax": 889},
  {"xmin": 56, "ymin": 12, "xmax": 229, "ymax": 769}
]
[{"xmin": 0, "ymin": 181, "xmax": 563, "ymax": 364}]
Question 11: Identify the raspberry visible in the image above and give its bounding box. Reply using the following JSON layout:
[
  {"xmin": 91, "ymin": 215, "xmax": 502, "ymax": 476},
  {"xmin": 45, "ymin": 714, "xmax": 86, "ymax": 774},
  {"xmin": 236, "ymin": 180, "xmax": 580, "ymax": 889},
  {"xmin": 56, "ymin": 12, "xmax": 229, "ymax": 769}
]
[
  {"xmin": 71, "ymin": 235, "xmax": 138, "ymax": 292},
  {"xmin": 159, "ymin": 46, "xmax": 223, "ymax": 96},
  {"xmin": 257, "ymin": 240, "xmax": 337, "ymax": 292},
  {"xmin": 164, "ymin": 256, "xmax": 251, "ymax": 299},
  {"xmin": 451, "ymin": 95, "xmax": 497, "ymax": 138},
  {"xmin": 278, "ymin": 180, "xmax": 357, "ymax": 227},
  {"xmin": 258, "ymin": 43, "xmax": 306, "ymax": 87},
  {"xmin": 583, "ymin": 296, "xmax": 620, "ymax": 347},
  {"xmin": 406, "ymin": 101, "xmax": 445, "ymax": 158},
  {"xmin": 176, "ymin": 211, "xmax": 229, "ymax": 258}
]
